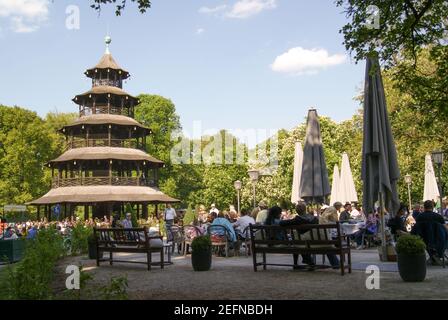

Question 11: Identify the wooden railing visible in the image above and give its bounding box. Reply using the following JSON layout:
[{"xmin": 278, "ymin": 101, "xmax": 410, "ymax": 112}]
[
  {"xmin": 80, "ymin": 105, "xmax": 131, "ymax": 117},
  {"xmin": 52, "ymin": 176, "xmax": 157, "ymax": 188},
  {"xmin": 66, "ymin": 139, "xmax": 144, "ymax": 151},
  {"xmin": 92, "ymin": 79, "xmax": 122, "ymax": 88}
]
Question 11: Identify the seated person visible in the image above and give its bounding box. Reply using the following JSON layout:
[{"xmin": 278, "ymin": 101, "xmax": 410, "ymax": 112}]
[
  {"xmin": 3, "ymin": 227, "xmax": 18, "ymax": 240},
  {"xmin": 353, "ymin": 212, "xmax": 378, "ymax": 250},
  {"xmin": 233, "ymin": 209, "xmax": 255, "ymax": 239},
  {"xmin": 339, "ymin": 203, "xmax": 352, "ymax": 222},
  {"xmin": 264, "ymin": 206, "xmax": 284, "ymax": 241},
  {"xmin": 210, "ymin": 212, "xmax": 237, "ymax": 243},
  {"xmin": 387, "ymin": 204, "xmax": 408, "ymax": 238},
  {"xmin": 279, "ymin": 202, "xmax": 318, "ymax": 269},
  {"xmin": 318, "ymin": 206, "xmax": 341, "ymax": 269},
  {"xmin": 411, "ymin": 200, "xmax": 448, "ymax": 265}
]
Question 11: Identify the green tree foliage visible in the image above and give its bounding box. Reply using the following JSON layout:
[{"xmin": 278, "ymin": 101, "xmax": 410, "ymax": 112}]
[
  {"xmin": 336, "ymin": 0, "xmax": 448, "ymax": 114},
  {"xmin": 0, "ymin": 106, "xmax": 56, "ymax": 205},
  {"xmin": 91, "ymin": 0, "xmax": 151, "ymax": 15}
]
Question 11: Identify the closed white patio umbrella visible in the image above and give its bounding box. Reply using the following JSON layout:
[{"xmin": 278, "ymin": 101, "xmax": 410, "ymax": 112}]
[
  {"xmin": 423, "ymin": 153, "xmax": 440, "ymax": 202},
  {"xmin": 339, "ymin": 152, "xmax": 358, "ymax": 204},
  {"xmin": 291, "ymin": 142, "xmax": 303, "ymax": 204},
  {"xmin": 329, "ymin": 164, "xmax": 341, "ymax": 205}
]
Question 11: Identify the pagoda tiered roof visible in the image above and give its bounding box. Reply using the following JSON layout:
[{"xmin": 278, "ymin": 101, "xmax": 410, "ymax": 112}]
[
  {"xmin": 85, "ymin": 53, "xmax": 130, "ymax": 79},
  {"xmin": 49, "ymin": 147, "xmax": 164, "ymax": 166},
  {"xmin": 73, "ymin": 85, "xmax": 139, "ymax": 105},
  {"xmin": 60, "ymin": 114, "xmax": 151, "ymax": 134},
  {"xmin": 28, "ymin": 186, "xmax": 179, "ymax": 204}
]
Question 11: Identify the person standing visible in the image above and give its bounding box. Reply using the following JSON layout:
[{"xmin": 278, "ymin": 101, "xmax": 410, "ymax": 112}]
[{"xmin": 164, "ymin": 204, "xmax": 177, "ymax": 240}]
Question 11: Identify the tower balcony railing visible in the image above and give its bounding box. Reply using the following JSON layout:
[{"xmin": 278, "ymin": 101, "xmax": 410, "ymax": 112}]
[
  {"xmin": 66, "ymin": 139, "xmax": 145, "ymax": 151},
  {"xmin": 51, "ymin": 176, "xmax": 157, "ymax": 188},
  {"xmin": 80, "ymin": 105, "xmax": 132, "ymax": 117},
  {"xmin": 92, "ymin": 79, "xmax": 122, "ymax": 88}
]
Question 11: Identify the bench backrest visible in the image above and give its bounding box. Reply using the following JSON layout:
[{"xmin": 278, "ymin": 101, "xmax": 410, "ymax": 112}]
[
  {"xmin": 94, "ymin": 227, "xmax": 149, "ymax": 248},
  {"xmin": 249, "ymin": 223, "xmax": 343, "ymax": 248}
]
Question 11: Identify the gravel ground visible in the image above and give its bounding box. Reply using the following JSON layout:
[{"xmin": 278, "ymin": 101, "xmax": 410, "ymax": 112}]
[{"xmin": 53, "ymin": 249, "xmax": 448, "ymax": 300}]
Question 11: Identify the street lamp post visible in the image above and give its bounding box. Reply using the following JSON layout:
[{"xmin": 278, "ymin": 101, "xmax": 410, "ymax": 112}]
[
  {"xmin": 234, "ymin": 180, "xmax": 242, "ymax": 215},
  {"xmin": 248, "ymin": 169, "xmax": 260, "ymax": 209},
  {"xmin": 404, "ymin": 174, "xmax": 412, "ymax": 213},
  {"xmin": 431, "ymin": 151, "xmax": 444, "ymax": 212}
]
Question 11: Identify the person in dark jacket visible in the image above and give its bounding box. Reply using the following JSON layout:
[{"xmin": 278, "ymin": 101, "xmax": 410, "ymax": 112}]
[
  {"xmin": 411, "ymin": 200, "xmax": 448, "ymax": 265},
  {"xmin": 339, "ymin": 203, "xmax": 352, "ymax": 222},
  {"xmin": 388, "ymin": 204, "xmax": 408, "ymax": 238},
  {"xmin": 280, "ymin": 202, "xmax": 318, "ymax": 269}
]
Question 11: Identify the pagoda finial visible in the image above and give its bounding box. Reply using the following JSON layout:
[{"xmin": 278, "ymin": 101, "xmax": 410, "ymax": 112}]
[{"xmin": 104, "ymin": 35, "xmax": 112, "ymax": 54}]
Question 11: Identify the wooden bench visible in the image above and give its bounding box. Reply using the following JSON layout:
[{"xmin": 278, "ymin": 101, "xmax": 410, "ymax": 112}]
[
  {"xmin": 94, "ymin": 227, "xmax": 164, "ymax": 271},
  {"xmin": 249, "ymin": 222, "xmax": 351, "ymax": 275}
]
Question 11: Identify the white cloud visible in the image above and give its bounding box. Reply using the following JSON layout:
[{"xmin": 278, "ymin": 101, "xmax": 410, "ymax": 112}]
[
  {"xmin": 0, "ymin": 0, "xmax": 49, "ymax": 33},
  {"xmin": 226, "ymin": 0, "xmax": 276, "ymax": 19},
  {"xmin": 199, "ymin": 5, "xmax": 227, "ymax": 15},
  {"xmin": 271, "ymin": 47, "xmax": 347, "ymax": 75},
  {"xmin": 196, "ymin": 28, "xmax": 205, "ymax": 35}
]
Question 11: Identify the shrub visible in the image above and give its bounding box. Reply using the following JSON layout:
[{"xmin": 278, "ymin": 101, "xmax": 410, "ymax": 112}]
[
  {"xmin": 100, "ymin": 276, "xmax": 129, "ymax": 300},
  {"xmin": 7, "ymin": 226, "xmax": 65, "ymax": 299},
  {"xmin": 183, "ymin": 205, "xmax": 196, "ymax": 226},
  {"xmin": 70, "ymin": 222, "xmax": 93, "ymax": 255},
  {"xmin": 396, "ymin": 234, "xmax": 426, "ymax": 255},
  {"xmin": 191, "ymin": 235, "xmax": 211, "ymax": 252}
]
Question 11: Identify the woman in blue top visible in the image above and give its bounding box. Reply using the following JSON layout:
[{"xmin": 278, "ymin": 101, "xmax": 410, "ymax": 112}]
[{"xmin": 210, "ymin": 212, "xmax": 237, "ymax": 242}]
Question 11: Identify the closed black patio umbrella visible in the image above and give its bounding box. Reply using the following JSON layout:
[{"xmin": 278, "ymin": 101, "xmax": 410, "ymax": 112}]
[
  {"xmin": 299, "ymin": 109, "xmax": 331, "ymax": 205},
  {"xmin": 362, "ymin": 56, "xmax": 401, "ymax": 261}
]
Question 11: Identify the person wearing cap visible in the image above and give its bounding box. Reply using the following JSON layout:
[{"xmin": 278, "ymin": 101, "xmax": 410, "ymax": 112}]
[
  {"xmin": 209, "ymin": 204, "xmax": 220, "ymax": 215},
  {"xmin": 255, "ymin": 201, "xmax": 269, "ymax": 224}
]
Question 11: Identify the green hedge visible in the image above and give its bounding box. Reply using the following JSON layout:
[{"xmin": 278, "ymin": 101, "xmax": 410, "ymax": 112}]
[{"xmin": 7, "ymin": 226, "xmax": 65, "ymax": 299}]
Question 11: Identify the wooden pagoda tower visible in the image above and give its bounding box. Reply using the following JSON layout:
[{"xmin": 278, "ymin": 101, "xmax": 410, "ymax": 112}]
[{"xmin": 29, "ymin": 37, "xmax": 179, "ymax": 220}]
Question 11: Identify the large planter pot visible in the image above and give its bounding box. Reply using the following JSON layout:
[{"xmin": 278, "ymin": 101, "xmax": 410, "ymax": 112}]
[
  {"xmin": 191, "ymin": 248, "xmax": 212, "ymax": 271},
  {"xmin": 0, "ymin": 239, "xmax": 26, "ymax": 263},
  {"xmin": 397, "ymin": 253, "xmax": 426, "ymax": 282},
  {"xmin": 88, "ymin": 240, "xmax": 103, "ymax": 260}
]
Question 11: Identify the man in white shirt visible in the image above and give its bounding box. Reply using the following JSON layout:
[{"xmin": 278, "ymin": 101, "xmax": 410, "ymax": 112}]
[
  {"xmin": 233, "ymin": 209, "xmax": 255, "ymax": 239},
  {"xmin": 350, "ymin": 204, "xmax": 363, "ymax": 220},
  {"xmin": 164, "ymin": 204, "xmax": 177, "ymax": 240}
]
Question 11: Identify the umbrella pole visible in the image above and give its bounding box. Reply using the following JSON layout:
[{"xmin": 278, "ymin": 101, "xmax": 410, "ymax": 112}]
[{"xmin": 379, "ymin": 192, "xmax": 388, "ymax": 262}]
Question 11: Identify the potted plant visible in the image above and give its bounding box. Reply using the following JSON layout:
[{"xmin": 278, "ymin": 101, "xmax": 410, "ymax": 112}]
[
  {"xmin": 396, "ymin": 234, "xmax": 427, "ymax": 282},
  {"xmin": 87, "ymin": 233, "xmax": 103, "ymax": 260},
  {"xmin": 191, "ymin": 235, "xmax": 212, "ymax": 271}
]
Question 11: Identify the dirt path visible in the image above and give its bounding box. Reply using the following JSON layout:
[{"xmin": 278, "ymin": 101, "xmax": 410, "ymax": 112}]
[{"xmin": 53, "ymin": 250, "xmax": 448, "ymax": 300}]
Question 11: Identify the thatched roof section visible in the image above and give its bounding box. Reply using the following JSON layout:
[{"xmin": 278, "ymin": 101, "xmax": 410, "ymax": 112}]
[
  {"xmin": 49, "ymin": 147, "xmax": 163, "ymax": 165},
  {"xmin": 73, "ymin": 86, "xmax": 138, "ymax": 104},
  {"xmin": 61, "ymin": 114, "xmax": 151, "ymax": 132},
  {"xmin": 85, "ymin": 53, "xmax": 130, "ymax": 79},
  {"xmin": 27, "ymin": 186, "xmax": 180, "ymax": 205}
]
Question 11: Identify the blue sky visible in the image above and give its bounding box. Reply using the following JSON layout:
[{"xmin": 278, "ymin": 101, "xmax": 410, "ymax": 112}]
[{"xmin": 0, "ymin": 0, "xmax": 365, "ymax": 141}]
